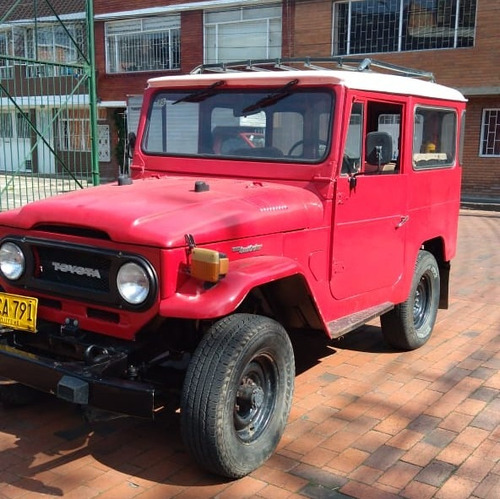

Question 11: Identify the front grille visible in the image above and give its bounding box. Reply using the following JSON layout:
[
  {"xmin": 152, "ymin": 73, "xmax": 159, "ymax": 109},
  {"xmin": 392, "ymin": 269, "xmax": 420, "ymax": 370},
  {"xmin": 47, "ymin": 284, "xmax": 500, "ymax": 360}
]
[
  {"xmin": 37, "ymin": 246, "xmax": 111, "ymax": 293},
  {"xmin": 1, "ymin": 237, "xmax": 155, "ymax": 311}
]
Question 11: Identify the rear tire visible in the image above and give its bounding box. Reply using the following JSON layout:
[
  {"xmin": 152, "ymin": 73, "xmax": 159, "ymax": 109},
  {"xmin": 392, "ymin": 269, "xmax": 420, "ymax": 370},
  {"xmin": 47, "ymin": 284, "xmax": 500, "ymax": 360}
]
[
  {"xmin": 180, "ymin": 314, "xmax": 295, "ymax": 478},
  {"xmin": 381, "ymin": 250, "xmax": 440, "ymax": 350}
]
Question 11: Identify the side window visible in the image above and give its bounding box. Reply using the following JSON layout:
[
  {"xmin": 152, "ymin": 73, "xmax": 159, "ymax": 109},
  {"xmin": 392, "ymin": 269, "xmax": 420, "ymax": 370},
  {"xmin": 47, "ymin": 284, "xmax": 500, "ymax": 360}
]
[
  {"xmin": 342, "ymin": 102, "xmax": 363, "ymax": 173},
  {"xmin": 342, "ymin": 100, "xmax": 403, "ymax": 175},
  {"xmin": 413, "ymin": 107, "xmax": 457, "ymax": 169},
  {"xmin": 364, "ymin": 101, "xmax": 402, "ymax": 174}
]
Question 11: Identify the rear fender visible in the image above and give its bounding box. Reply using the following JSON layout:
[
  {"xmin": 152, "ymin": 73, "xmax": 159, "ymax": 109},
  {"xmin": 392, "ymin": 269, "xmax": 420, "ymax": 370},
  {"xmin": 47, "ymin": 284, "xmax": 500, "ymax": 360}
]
[{"xmin": 160, "ymin": 256, "xmax": 305, "ymax": 320}]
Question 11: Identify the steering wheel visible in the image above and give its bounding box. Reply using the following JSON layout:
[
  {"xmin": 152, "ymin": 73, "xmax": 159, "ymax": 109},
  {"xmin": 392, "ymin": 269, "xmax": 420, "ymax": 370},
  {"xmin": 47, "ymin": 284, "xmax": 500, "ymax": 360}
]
[{"xmin": 288, "ymin": 140, "xmax": 327, "ymax": 157}]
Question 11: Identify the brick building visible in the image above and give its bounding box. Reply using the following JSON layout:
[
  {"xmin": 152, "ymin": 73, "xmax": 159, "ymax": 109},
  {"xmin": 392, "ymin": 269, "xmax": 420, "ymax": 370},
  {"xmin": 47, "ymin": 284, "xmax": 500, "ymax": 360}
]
[
  {"xmin": 0, "ymin": 0, "xmax": 91, "ymax": 182},
  {"xmin": 94, "ymin": 0, "xmax": 499, "ymax": 204}
]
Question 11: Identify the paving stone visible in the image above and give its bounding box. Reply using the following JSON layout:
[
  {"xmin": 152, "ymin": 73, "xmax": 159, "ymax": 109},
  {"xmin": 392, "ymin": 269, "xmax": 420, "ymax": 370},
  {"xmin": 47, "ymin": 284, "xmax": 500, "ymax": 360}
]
[
  {"xmin": 363, "ymin": 445, "xmax": 405, "ymax": 471},
  {"xmin": 415, "ymin": 460, "xmax": 457, "ymax": 487},
  {"xmin": 407, "ymin": 414, "xmax": 442, "ymax": 434},
  {"xmin": 423, "ymin": 428, "xmax": 458, "ymax": 449}
]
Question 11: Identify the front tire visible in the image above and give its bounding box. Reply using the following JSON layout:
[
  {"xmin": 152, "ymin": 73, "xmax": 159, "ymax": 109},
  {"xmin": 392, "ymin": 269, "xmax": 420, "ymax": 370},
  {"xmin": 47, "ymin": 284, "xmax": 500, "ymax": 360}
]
[
  {"xmin": 381, "ymin": 250, "xmax": 440, "ymax": 350},
  {"xmin": 180, "ymin": 314, "xmax": 295, "ymax": 478}
]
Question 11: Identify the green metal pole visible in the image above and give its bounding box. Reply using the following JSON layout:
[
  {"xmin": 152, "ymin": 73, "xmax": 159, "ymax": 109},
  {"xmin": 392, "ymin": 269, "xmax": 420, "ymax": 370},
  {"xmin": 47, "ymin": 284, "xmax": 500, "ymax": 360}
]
[{"xmin": 86, "ymin": 0, "xmax": 100, "ymax": 186}]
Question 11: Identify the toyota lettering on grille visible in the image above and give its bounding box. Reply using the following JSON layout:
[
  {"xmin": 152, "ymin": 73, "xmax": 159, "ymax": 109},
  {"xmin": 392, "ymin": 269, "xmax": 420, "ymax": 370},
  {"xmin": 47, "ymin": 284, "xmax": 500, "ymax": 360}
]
[{"xmin": 51, "ymin": 261, "xmax": 101, "ymax": 279}]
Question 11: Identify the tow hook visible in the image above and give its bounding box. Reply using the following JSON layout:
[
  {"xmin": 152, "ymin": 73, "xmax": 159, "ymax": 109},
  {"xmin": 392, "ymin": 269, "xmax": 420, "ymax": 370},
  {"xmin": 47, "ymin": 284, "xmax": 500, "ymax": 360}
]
[
  {"xmin": 84, "ymin": 345, "xmax": 110, "ymax": 365},
  {"xmin": 61, "ymin": 318, "xmax": 79, "ymax": 335}
]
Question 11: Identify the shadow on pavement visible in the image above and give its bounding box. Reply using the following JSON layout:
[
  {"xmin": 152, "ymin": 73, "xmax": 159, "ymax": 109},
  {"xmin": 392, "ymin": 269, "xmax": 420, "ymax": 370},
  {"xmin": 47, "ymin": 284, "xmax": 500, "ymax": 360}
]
[{"xmin": 0, "ymin": 324, "xmax": 397, "ymax": 495}]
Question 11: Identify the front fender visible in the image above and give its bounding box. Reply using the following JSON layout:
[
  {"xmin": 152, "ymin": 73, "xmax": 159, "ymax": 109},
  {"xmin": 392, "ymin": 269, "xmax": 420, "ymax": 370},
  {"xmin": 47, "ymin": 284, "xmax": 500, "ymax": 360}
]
[{"xmin": 159, "ymin": 256, "xmax": 303, "ymax": 319}]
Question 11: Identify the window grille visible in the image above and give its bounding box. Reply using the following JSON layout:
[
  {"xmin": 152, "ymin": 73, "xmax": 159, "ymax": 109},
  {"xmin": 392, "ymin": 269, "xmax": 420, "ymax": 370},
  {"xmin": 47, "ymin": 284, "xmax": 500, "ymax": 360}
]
[
  {"xmin": 333, "ymin": 0, "xmax": 477, "ymax": 55},
  {"xmin": 204, "ymin": 4, "xmax": 282, "ymax": 64},
  {"xmin": 0, "ymin": 113, "xmax": 13, "ymax": 139},
  {"xmin": 58, "ymin": 109, "xmax": 90, "ymax": 152},
  {"xmin": 105, "ymin": 15, "xmax": 180, "ymax": 73},
  {"xmin": 480, "ymin": 109, "xmax": 500, "ymax": 157},
  {"xmin": 16, "ymin": 113, "xmax": 31, "ymax": 139},
  {"xmin": 25, "ymin": 24, "xmax": 81, "ymax": 63},
  {"xmin": 0, "ymin": 113, "xmax": 31, "ymax": 139},
  {"xmin": 0, "ymin": 32, "xmax": 12, "ymax": 79}
]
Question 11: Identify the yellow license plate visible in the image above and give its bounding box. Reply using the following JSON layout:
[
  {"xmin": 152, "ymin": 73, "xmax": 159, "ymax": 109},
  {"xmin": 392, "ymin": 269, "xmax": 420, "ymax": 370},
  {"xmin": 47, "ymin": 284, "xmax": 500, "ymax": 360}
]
[{"xmin": 0, "ymin": 292, "xmax": 38, "ymax": 333}]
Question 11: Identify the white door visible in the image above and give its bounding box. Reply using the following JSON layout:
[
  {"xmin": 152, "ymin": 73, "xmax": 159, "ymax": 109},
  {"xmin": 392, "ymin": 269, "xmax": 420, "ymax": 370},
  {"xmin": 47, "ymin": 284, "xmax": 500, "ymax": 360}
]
[{"xmin": 0, "ymin": 111, "xmax": 32, "ymax": 172}]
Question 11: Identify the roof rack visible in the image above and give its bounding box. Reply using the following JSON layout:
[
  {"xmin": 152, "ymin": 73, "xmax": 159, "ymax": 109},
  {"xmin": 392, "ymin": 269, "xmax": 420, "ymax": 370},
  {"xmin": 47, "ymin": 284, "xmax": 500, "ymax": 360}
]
[{"xmin": 191, "ymin": 56, "xmax": 435, "ymax": 82}]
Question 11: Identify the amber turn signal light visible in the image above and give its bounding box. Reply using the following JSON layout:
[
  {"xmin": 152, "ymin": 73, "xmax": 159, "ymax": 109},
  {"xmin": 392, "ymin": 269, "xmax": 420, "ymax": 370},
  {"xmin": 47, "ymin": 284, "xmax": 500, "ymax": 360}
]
[{"xmin": 190, "ymin": 248, "xmax": 229, "ymax": 283}]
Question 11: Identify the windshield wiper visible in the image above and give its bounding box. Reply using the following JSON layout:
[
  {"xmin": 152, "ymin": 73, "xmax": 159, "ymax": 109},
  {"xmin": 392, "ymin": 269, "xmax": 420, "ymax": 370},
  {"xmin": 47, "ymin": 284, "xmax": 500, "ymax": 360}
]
[
  {"xmin": 173, "ymin": 80, "xmax": 225, "ymax": 104},
  {"xmin": 241, "ymin": 79, "xmax": 299, "ymax": 115}
]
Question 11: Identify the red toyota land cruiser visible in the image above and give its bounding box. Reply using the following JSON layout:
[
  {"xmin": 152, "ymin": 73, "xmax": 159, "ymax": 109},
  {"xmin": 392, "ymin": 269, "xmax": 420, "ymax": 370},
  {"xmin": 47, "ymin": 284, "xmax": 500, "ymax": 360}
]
[{"xmin": 0, "ymin": 58, "xmax": 466, "ymax": 478}]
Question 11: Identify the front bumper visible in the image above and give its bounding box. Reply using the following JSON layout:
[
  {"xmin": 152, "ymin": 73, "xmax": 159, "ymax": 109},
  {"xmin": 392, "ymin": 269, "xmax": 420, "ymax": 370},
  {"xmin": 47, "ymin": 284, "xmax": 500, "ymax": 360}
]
[{"xmin": 0, "ymin": 343, "xmax": 157, "ymax": 419}]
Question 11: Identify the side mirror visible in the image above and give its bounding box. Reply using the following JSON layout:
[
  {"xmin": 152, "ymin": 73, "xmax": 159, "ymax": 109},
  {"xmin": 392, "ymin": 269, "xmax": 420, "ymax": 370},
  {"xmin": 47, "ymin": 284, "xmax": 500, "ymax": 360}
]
[
  {"xmin": 127, "ymin": 132, "xmax": 137, "ymax": 158},
  {"xmin": 365, "ymin": 131, "xmax": 393, "ymax": 165}
]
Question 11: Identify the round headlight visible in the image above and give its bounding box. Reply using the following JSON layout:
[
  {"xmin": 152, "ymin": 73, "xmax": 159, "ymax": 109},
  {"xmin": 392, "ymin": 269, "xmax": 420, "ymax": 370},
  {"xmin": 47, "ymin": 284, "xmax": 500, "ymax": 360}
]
[
  {"xmin": 0, "ymin": 242, "xmax": 25, "ymax": 280},
  {"xmin": 117, "ymin": 262, "xmax": 150, "ymax": 305}
]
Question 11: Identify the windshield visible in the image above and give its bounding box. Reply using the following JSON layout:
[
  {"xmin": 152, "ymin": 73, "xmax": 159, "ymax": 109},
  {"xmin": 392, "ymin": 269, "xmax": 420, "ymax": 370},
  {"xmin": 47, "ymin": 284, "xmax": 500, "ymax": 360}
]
[{"xmin": 143, "ymin": 87, "xmax": 334, "ymax": 162}]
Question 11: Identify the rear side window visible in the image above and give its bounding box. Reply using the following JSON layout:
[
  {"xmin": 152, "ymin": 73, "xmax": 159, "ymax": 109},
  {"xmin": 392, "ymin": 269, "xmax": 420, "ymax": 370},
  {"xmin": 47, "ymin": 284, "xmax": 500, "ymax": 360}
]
[{"xmin": 413, "ymin": 107, "xmax": 457, "ymax": 169}]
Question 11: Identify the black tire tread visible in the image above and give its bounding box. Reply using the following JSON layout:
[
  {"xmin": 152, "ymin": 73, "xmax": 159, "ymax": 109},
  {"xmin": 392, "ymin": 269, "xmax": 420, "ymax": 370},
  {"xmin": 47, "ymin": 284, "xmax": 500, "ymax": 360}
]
[
  {"xmin": 381, "ymin": 250, "xmax": 440, "ymax": 350},
  {"xmin": 181, "ymin": 313, "xmax": 294, "ymax": 478}
]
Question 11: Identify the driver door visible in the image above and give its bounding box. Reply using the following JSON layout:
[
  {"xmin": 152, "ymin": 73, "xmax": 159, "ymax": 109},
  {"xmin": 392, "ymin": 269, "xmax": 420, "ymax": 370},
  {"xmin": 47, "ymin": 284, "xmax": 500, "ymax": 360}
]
[{"xmin": 330, "ymin": 99, "xmax": 408, "ymax": 301}]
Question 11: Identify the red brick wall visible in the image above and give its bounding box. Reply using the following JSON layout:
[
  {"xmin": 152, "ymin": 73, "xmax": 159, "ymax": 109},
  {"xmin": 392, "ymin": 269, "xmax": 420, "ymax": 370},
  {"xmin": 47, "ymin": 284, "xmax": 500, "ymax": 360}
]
[
  {"xmin": 94, "ymin": 3, "xmax": 204, "ymax": 180},
  {"xmin": 461, "ymin": 97, "xmax": 500, "ymax": 201},
  {"xmin": 281, "ymin": 0, "xmax": 296, "ymax": 57},
  {"xmin": 292, "ymin": 0, "xmax": 500, "ymax": 202},
  {"xmin": 180, "ymin": 10, "xmax": 204, "ymax": 73},
  {"xmin": 294, "ymin": 1, "xmax": 332, "ymax": 57},
  {"xmin": 94, "ymin": 22, "xmax": 182, "ymax": 104},
  {"xmin": 292, "ymin": 0, "xmax": 500, "ymax": 89},
  {"xmin": 95, "ymin": 9, "xmax": 204, "ymax": 102}
]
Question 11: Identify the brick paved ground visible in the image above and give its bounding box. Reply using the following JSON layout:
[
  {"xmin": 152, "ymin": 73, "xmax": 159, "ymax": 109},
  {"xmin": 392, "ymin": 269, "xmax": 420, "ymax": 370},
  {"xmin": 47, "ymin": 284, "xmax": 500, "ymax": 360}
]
[{"xmin": 0, "ymin": 209, "xmax": 499, "ymax": 498}]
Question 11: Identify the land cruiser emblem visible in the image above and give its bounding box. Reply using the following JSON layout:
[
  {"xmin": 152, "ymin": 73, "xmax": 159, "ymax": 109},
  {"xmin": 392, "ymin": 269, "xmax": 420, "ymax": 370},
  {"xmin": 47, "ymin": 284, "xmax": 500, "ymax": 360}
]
[
  {"xmin": 51, "ymin": 261, "xmax": 101, "ymax": 279},
  {"xmin": 232, "ymin": 244, "xmax": 263, "ymax": 254}
]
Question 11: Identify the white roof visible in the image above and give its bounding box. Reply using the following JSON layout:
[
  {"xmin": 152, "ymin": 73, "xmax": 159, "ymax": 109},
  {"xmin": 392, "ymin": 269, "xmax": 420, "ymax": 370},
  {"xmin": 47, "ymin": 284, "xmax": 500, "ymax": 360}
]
[{"xmin": 148, "ymin": 69, "xmax": 466, "ymax": 102}]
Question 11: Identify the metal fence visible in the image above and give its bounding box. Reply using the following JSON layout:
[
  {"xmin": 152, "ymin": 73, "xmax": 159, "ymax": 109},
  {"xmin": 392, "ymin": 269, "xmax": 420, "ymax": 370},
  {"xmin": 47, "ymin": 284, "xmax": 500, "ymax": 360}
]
[{"xmin": 0, "ymin": 0, "xmax": 98, "ymax": 211}]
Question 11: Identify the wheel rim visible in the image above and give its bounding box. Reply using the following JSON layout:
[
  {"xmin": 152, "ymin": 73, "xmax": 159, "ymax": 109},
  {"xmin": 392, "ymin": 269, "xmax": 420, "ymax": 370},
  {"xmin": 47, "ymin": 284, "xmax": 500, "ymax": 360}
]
[
  {"xmin": 234, "ymin": 353, "xmax": 277, "ymax": 443},
  {"xmin": 413, "ymin": 273, "xmax": 431, "ymax": 331}
]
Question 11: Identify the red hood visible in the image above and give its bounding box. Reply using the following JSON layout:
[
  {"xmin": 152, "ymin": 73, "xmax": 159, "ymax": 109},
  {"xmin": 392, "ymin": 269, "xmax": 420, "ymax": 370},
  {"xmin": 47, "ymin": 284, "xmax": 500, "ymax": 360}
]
[{"xmin": 0, "ymin": 177, "xmax": 324, "ymax": 247}]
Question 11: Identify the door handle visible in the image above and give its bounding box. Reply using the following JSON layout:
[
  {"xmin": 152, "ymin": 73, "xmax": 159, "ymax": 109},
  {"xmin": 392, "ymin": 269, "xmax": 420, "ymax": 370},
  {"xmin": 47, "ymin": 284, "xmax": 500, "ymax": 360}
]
[{"xmin": 396, "ymin": 215, "xmax": 409, "ymax": 228}]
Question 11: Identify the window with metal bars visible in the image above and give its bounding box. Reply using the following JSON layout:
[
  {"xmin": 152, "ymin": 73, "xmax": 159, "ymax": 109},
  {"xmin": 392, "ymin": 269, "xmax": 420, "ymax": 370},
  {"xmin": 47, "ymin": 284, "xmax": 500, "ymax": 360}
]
[
  {"xmin": 204, "ymin": 4, "xmax": 282, "ymax": 64},
  {"xmin": 105, "ymin": 15, "xmax": 180, "ymax": 74},
  {"xmin": 480, "ymin": 109, "xmax": 500, "ymax": 157},
  {"xmin": 333, "ymin": 0, "xmax": 477, "ymax": 55},
  {"xmin": 58, "ymin": 108, "xmax": 90, "ymax": 152}
]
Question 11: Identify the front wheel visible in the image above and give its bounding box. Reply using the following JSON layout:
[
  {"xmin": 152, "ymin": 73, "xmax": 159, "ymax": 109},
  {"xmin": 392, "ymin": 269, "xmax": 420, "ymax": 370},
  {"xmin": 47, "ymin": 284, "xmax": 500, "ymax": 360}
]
[
  {"xmin": 381, "ymin": 250, "xmax": 440, "ymax": 350},
  {"xmin": 180, "ymin": 314, "xmax": 295, "ymax": 478}
]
